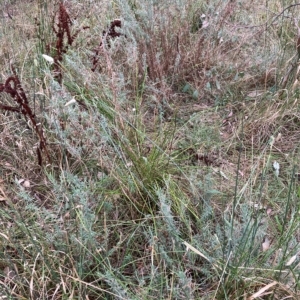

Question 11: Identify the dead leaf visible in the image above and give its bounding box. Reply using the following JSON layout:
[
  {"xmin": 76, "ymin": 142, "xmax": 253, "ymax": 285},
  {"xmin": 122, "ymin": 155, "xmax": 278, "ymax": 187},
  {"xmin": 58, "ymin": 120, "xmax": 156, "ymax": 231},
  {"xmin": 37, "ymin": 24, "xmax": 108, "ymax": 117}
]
[
  {"xmin": 248, "ymin": 281, "xmax": 278, "ymax": 299},
  {"xmin": 65, "ymin": 97, "xmax": 77, "ymax": 106},
  {"xmin": 266, "ymin": 207, "xmax": 272, "ymax": 216},
  {"xmin": 246, "ymin": 90, "xmax": 264, "ymax": 98},
  {"xmin": 286, "ymin": 254, "xmax": 298, "ymax": 266},
  {"xmin": 275, "ymin": 132, "xmax": 282, "ymax": 142},
  {"xmin": 227, "ymin": 110, "xmax": 233, "ymax": 117},
  {"xmin": 262, "ymin": 236, "xmax": 270, "ymax": 252},
  {"xmin": 23, "ymin": 180, "xmax": 30, "ymax": 188}
]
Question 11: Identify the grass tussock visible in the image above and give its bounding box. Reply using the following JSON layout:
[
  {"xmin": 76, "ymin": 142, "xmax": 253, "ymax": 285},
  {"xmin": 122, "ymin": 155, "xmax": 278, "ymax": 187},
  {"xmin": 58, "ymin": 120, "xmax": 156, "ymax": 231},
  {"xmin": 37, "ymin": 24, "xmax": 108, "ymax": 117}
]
[{"xmin": 1, "ymin": 0, "xmax": 300, "ymax": 299}]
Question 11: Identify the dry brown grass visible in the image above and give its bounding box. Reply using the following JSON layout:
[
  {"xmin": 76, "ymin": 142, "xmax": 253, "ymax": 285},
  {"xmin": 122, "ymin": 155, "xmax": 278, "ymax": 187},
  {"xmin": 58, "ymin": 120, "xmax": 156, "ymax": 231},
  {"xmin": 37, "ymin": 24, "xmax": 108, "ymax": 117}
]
[{"xmin": 1, "ymin": 0, "xmax": 300, "ymax": 299}]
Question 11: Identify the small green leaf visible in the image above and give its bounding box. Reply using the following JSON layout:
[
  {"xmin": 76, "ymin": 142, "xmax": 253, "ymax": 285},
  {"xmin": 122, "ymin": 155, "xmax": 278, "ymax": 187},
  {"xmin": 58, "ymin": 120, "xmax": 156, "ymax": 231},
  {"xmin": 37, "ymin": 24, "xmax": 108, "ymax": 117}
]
[
  {"xmin": 206, "ymin": 82, "xmax": 211, "ymax": 91},
  {"xmin": 192, "ymin": 90, "xmax": 199, "ymax": 99},
  {"xmin": 182, "ymin": 83, "xmax": 191, "ymax": 93}
]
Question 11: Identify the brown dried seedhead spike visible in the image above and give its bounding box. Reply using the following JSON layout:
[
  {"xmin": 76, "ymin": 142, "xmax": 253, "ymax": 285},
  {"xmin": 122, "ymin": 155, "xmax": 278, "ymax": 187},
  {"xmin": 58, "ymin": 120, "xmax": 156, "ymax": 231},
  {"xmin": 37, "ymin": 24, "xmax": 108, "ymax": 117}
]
[
  {"xmin": 47, "ymin": 2, "xmax": 88, "ymax": 83},
  {"xmin": 106, "ymin": 19, "xmax": 122, "ymax": 40},
  {"xmin": 58, "ymin": 2, "xmax": 73, "ymax": 45},
  {"xmin": 0, "ymin": 69, "xmax": 51, "ymax": 166},
  {"xmin": 91, "ymin": 19, "xmax": 125, "ymax": 72}
]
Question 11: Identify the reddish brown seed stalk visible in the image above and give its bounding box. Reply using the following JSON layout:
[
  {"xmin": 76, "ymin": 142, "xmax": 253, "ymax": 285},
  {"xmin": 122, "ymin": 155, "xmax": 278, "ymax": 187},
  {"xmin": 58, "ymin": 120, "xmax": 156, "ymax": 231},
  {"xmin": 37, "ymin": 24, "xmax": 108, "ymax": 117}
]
[{"xmin": 0, "ymin": 68, "xmax": 50, "ymax": 166}]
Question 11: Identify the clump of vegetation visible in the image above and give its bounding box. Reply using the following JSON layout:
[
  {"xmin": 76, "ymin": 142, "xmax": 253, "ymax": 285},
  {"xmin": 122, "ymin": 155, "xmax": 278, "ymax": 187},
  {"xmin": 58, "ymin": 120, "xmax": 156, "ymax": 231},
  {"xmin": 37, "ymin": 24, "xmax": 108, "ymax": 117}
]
[{"xmin": 1, "ymin": 0, "xmax": 300, "ymax": 299}]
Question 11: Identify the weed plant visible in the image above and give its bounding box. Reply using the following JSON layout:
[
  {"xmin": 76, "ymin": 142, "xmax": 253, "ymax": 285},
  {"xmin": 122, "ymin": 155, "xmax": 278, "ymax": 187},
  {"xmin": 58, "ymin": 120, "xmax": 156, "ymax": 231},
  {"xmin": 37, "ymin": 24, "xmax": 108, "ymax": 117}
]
[{"xmin": 1, "ymin": 0, "xmax": 300, "ymax": 299}]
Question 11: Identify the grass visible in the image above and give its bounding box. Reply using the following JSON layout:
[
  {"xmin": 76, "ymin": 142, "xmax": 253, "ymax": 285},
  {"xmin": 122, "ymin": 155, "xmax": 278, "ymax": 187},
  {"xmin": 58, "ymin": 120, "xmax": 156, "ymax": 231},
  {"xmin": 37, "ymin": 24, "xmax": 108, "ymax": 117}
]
[{"xmin": 1, "ymin": 0, "xmax": 300, "ymax": 299}]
